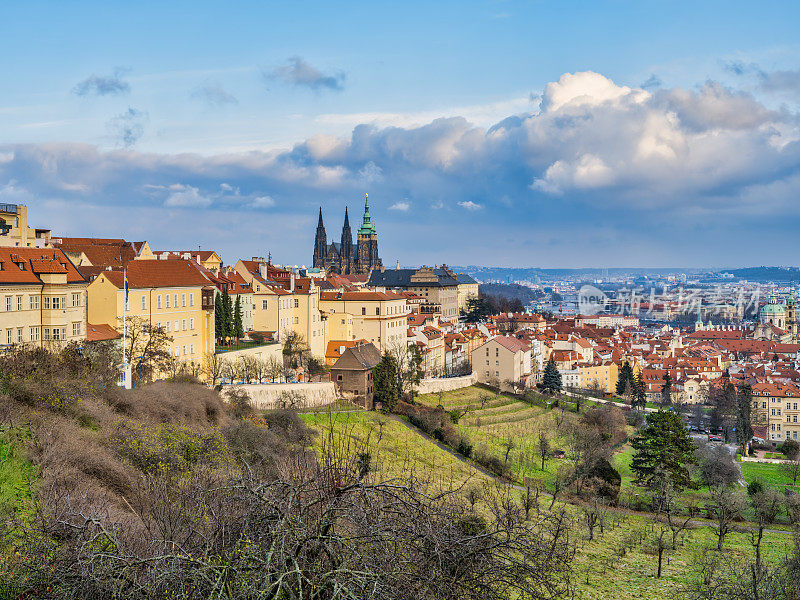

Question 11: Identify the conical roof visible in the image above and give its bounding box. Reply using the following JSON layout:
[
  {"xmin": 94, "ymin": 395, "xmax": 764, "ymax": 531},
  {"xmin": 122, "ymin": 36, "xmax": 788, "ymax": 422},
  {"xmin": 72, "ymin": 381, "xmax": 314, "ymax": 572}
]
[{"xmin": 358, "ymin": 193, "xmax": 377, "ymax": 235}]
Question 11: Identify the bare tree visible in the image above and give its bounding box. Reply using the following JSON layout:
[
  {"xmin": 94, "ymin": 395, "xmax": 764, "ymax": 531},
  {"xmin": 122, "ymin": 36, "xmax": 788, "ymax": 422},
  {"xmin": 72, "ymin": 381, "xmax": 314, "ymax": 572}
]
[
  {"xmin": 501, "ymin": 436, "xmax": 517, "ymax": 463},
  {"xmin": 538, "ymin": 431, "xmax": 551, "ymax": 471},
  {"xmin": 708, "ymin": 484, "xmax": 747, "ymax": 551}
]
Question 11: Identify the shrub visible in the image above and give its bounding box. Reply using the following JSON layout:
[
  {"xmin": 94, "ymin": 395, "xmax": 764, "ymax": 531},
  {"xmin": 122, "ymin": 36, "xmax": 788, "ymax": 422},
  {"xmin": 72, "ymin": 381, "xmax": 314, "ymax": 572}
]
[
  {"xmin": 474, "ymin": 448, "xmax": 508, "ymax": 478},
  {"xmin": 226, "ymin": 387, "xmax": 253, "ymax": 419},
  {"xmin": 584, "ymin": 458, "xmax": 622, "ymax": 502},
  {"xmin": 747, "ymin": 479, "xmax": 765, "ymax": 496}
]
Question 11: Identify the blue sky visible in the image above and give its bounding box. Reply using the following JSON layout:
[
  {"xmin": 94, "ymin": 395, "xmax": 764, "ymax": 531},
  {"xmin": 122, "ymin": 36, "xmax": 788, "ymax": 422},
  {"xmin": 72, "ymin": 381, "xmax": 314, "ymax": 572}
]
[{"xmin": 1, "ymin": 1, "xmax": 799, "ymax": 267}]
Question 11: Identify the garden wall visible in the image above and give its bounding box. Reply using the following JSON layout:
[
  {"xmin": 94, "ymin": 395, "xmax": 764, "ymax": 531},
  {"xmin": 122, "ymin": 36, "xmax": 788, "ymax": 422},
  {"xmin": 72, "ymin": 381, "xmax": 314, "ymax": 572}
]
[
  {"xmin": 224, "ymin": 381, "xmax": 336, "ymax": 410},
  {"xmin": 216, "ymin": 343, "xmax": 283, "ymax": 363},
  {"xmin": 416, "ymin": 373, "xmax": 477, "ymax": 395}
]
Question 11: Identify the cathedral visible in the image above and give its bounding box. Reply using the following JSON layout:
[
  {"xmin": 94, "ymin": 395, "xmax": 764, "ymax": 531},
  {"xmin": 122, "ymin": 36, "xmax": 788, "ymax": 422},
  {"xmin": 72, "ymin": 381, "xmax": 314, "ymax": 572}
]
[
  {"xmin": 754, "ymin": 291, "xmax": 798, "ymax": 343},
  {"xmin": 313, "ymin": 194, "xmax": 382, "ymax": 275}
]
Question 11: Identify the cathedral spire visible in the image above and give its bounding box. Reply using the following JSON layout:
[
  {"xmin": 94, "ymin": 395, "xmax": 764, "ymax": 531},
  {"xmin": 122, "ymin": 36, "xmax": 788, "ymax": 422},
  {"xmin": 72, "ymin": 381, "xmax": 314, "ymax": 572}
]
[
  {"xmin": 358, "ymin": 193, "xmax": 377, "ymax": 235},
  {"xmin": 343, "ymin": 206, "xmax": 350, "ymax": 229},
  {"xmin": 317, "ymin": 206, "xmax": 324, "ymax": 228}
]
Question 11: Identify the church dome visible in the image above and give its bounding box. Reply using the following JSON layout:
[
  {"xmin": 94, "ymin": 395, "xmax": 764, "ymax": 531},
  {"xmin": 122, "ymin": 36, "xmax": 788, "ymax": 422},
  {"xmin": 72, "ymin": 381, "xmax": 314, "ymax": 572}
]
[{"xmin": 760, "ymin": 301, "xmax": 786, "ymax": 315}]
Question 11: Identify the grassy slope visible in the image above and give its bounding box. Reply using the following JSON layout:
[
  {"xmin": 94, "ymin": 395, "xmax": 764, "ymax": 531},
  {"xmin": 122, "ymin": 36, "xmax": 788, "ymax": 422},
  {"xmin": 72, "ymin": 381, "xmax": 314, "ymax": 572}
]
[
  {"xmin": 740, "ymin": 461, "xmax": 800, "ymax": 493},
  {"xmin": 302, "ymin": 398, "xmax": 794, "ymax": 600}
]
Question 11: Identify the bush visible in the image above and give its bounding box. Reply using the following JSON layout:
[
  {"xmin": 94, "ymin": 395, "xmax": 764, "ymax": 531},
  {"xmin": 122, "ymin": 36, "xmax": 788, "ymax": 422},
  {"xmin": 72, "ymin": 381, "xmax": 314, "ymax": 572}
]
[
  {"xmin": 747, "ymin": 479, "xmax": 765, "ymax": 496},
  {"xmin": 474, "ymin": 448, "xmax": 508, "ymax": 478},
  {"xmin": 584, "ymin": 458, "xmax": 621, "ymax": 502}
]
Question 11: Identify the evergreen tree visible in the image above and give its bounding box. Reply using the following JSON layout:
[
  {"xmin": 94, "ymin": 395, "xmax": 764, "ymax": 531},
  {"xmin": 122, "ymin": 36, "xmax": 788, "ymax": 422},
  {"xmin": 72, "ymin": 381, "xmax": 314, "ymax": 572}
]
[
  {"xmin": 374, "ymin": 352, "xmax": 402, "ymax": 413},
  {"xmin": 541, "ymin": 358, "xmax": 562, "ymax": 393},
  {"xmin": 221, "ymin": 286, "xmax": 233, "ymax": 341},
  {"xmin": 233, "ymin": 295, "xmax": 244, "ymax": 342},
  {"xmin": 616, "ymin": 361, "xmax": 633, "ymax": 396},
  {"xmin": 660, "ymin": 372, "xmax": 673, "ymax": 408},
  {"xmin": 214, "ymin": 292, "xmax": 225, "ymax": 342},
  {"xmin": 630, "ymin": 410, "xmax": 697, "ymax": 492},
  {"xmin": 461, "ymin": 295, "xmax": 494, "ymax": 323},
  {"xmin": 736, "ymin": 383, "xmax": 754, "ymax": 453},
  {"xmin": 633, "ymin": 370, "xmax": 647, "ymax": 409}
]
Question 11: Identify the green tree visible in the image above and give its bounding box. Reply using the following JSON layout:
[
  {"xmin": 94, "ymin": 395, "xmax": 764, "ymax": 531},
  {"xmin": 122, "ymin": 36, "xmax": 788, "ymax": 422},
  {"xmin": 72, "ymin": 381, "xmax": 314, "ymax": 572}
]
[
  {"xmin": 736, "ymin": 383, "xmax": 754, "ymax": 453},
  {"xmin": 214, "ymin": 292, "xmax": 225, "ymax": 342},
  {"xmin": 660, "ymin": 372, "xmax": 672, "ymax": 408},
  {"xmin": 374, "ymin": 352, "xmax": 402, "ymax": 413},
  {"xmin": 633, "ymin": 370, "xmax": 646, "ymax": 410},
  {"xmin": 616, "ymin": 361, "xmax": 633, "ymax": 396},
  {"xmin": 630, "ymin": 410, "xmax": 697, "ymax": 492},
  {"xmin": 232, "ymin": 295, "xmax": 244, "ymax": 342},
  {"xmin": 541, "ymin": 358, "xmax": 562, "ymax": 393},
  {"xmin": 221, "ymin": 286, "xmax": 233, "ymax": 342},
  {"xmin": 461, "ymin": 295, "xmax": 494, "ymax": 323}
]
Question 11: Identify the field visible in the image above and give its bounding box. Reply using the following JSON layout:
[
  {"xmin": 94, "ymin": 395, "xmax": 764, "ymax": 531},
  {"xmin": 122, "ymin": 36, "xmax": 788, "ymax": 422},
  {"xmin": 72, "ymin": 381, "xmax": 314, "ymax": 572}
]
[
  {"xmin": 416, "ymin": 386, "xmax": 577, "ymax": 487},
  {"xmin": 740, "ymin": 460, "xmax": 800, "ymax": 493},
  {"xmin": 300, "ymin": 393, "xmax": 797, "ymax": 600}
]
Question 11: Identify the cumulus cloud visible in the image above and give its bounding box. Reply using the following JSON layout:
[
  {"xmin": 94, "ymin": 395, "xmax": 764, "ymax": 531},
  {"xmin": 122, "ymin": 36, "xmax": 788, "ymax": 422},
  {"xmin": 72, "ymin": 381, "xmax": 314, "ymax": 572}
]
[
  {"xmin": 190, "ymin": 81, "xmax": 238, "ymax": 106},
  {"xmin": 164, "ymin": 184, "xmax": 211, "ymax": 207},
  {"xmin": 759, "ymin": 69, "xmax": 800, "ymax": 94},
  {"xmin": 3, "ymin": 69, "xmax": 800, "ymax": 264},
  {"xmin": 107, "ymin": 107, "xmax": 147, "ymax": 148},
  {"xmin": 266, "ymin": 56, "xmax": 345, "ymax": 91},
  {"xmin": 389, "ymin": 200, "xmax": 410, "ymax": 211},
  {"xmin": 73, "ymin": 68, "xmax": 131, "ymax": 96},
  {"xmin": 640, "ymin": 74, "xmax": 662, "ymax": 90}
]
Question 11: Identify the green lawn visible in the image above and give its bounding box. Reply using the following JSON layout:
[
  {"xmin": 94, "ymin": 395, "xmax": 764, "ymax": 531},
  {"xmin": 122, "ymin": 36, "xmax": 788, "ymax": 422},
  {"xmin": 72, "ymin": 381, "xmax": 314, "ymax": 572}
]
[
  {"xmin": 740, "ymin": 460, "xmax": 800, "ymax": 493},
  {"xmin": 0, "ymin": 427, "xmax": 36, "ymax": 547}
]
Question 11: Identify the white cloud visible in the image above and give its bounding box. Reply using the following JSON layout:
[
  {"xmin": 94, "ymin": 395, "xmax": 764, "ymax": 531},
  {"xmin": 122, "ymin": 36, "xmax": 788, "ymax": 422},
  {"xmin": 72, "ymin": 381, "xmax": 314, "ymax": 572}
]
[
  {"xmin": 164, "ymin": 184, "xmax": 211, "ymax": 207},
  {"xmin": 251, "ymin": 195, "xmax": 275, "ymax": 208},
  {"xmin": 389, "ymin": 201, "xmax": 410, "ymax": 211},
  {"xmin": 458, "ymin": 200, "xmax": 482, "ymax": 211}
]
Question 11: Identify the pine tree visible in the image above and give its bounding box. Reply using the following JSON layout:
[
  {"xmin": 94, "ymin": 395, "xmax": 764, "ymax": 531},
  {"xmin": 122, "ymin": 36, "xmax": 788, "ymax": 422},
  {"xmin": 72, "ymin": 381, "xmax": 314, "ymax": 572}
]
[
  {"xmin": 233, "ymin": 295, "xmax": 244, "ymax": 342},
  {"xmin": 374, "ymin": 353, "xmax": 402, "ymax": 413},
  {"xmin": 214, "ymin": 292, "xmax": 225, "ymax": 342},
  {"xmin": 630, "ymin": 410, "xmax": 697, "ymax": 492},
  {"xmin": 616, "ymin": 361, "xmax": 633, "ymax": 396},
  {"xmin": 736, "ymin": 383, "xmax": 754, "ymax": 453},
  {"xmin": 221, "ymin": 286, "xmax": 233, "ymax": 342},
  {"xmin": 660, "ymin": 372, "xmax": 673, "ymax": 408},
  {"xmin": 541, "ymin": 358, "xmax": 562, "ymax": 393},
  {"xmin": 633, "ymin": 370, "xmax": 647, "ymax": 409}
]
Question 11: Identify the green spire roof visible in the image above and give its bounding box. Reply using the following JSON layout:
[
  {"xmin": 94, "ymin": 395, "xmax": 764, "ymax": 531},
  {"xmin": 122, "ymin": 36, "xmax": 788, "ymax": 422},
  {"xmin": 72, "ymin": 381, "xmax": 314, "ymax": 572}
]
[{"xmin": 358, "ymin": 193, "xmax": 377, "ymax": 235}]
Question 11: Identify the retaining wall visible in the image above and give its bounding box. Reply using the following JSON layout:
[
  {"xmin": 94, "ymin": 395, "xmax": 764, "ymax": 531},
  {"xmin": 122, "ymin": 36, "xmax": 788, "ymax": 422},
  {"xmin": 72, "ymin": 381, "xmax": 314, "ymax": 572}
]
[
  {"xmin": 416, "ymin": 373, "xmax": 477, "ymax": 395},
  {"xmin": 216, "ymin": 343, "xmax": 283, "ymax": 363},
  {"xmin": 223, "ymin": 381, "xmax": 336, "ymax": 410}
]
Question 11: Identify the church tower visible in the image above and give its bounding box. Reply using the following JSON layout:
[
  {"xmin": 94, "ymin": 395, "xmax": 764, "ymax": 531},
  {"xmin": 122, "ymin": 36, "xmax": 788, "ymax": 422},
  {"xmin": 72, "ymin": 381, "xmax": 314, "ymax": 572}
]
[
  {"xmin": 340, "ymin": 207, "xmax": 354, "ymax": 274},
  {"xmin": 356, "ymin": 193, "xmax": 382, "ymax": 273},
  {"xmin": 312, "ymin": 207, "xmax": 327, "ymax": 269}
]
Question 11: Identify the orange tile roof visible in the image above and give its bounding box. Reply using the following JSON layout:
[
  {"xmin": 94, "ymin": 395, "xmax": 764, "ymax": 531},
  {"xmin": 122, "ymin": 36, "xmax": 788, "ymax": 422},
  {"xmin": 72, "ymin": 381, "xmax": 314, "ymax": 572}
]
[
  {"xmin": 86, "ymin": 323, "xmax": 122, "ymax": 342},
  {"xmin": 0, "ymin": 248, "xmax": 85, "ymax": 284},
  {"xmin": 101, "ymin": 259, "xmax": 213, "ymax": 289}
]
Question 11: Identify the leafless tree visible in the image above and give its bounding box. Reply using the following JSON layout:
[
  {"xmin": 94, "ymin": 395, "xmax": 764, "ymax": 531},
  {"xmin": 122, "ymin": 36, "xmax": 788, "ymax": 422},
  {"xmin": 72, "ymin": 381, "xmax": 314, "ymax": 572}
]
[
  {"xmin": 708, "ymin": 484, "xmax": 747, "ymax": 551},
  {"xmin": 538, "ymin": 430, "xmax": 551, "ymax": 471}
]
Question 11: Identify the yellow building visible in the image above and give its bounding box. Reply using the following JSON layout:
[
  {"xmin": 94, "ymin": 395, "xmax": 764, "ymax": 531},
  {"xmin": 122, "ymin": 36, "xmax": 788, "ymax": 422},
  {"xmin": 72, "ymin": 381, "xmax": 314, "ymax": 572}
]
[
  {"xmin": 319, "ymin": 290, "xmax": 408, "ymax": 353},
  {"xmin": 751, "ymin": 381, "xmax": 800, "ymax": 444},
  {"xmin": 52, "ymin": 237, "xmax": 154, "ymax": 270},
  {"xmin": 0, "ymin": 247, "xmax": 87, "ymax": 346},
  {"xmin": 153, "ymin": 250, "xmax": 223, "ymax": 275},
  {"xmin": 579, "ymin": 361, "xmax": 619, "ymax": 394},
  {"xmin": 235, "ymin": 259, "xmax": 326, "ymax": 357},
  {"xmin": 0, "ymin": 204, "xmax": 51, "ymax": 248},
  {"xmin": 87, "ymin": 260, "xmax": 216, "ymax": 369}
]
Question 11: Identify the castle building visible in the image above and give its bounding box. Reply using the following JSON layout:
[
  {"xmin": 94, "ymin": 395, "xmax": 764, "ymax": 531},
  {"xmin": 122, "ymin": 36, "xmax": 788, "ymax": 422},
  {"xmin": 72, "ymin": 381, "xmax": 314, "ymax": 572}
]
[{"xmin": 313, "ymin": 194, "xmax": 382, "ymax": 275}]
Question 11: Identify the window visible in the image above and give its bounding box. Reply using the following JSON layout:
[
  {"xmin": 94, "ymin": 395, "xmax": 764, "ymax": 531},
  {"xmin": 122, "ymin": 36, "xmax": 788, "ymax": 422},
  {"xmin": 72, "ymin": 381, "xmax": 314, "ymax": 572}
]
[
  {"xmin": 189, "ymin": 294, "xmax": 194, "ymax": 307},
  {"xmin": 16, "ymin": 296, "xmax": 22, "ymax": 311},
  {"xmin": 43, "ymin": 296, "xmax": 51, "ymax": 309},
  {"xmin": 5, "ymin": 329, "xmax": 11, "ymax": 345},
  {"xmin": 166, "ymin": 295, "xmax": 171, "ymax": 308},
  {"xmin": 174, "ymin": 320, "xmax": 178, "ymax": 332},
  {"xmin": 141, "ymin": 295, "xmax": 147, "ymax": 310},
  {"xmin": 165, "ymin": 321, "xmax": 171, "ymax": 332},
  {"xmin": 174, "ymin": 294, "xmax": 178, "ymax": 307},
  {"xmin": 52, "ymin": 327, "xmax": 61, "ymax": 341},
  {"xmin": 376, "ymin": 307, "xmax": 380, "ymax": 315},
  {"xmin": 181, "ymin": 293, "xmax": 186, "ymax": 307},
  {"xmin": 181, "ymin": 319, "xmax": 186, "ymax": 331},
  {"xmin": 262, "ymin": 300, "xmax": 268, "ymax": 310},
  {"xmin": 190, "ymin": 343, "xmax": 194, "ymax": 354},
  {"xmin": 362, "ymin": 307, "xmax": 366, "ymax": 315},
  {"xmin": 189, "ymin": 318, "xmax": 194, "ymax": 330},
  {"xmin": 157, "ymin": 295, "xmax": 162, "ymax": 309},
  {"xmin": 16, "ymin": 328, "xmax": 23, "ymax": 343},
  {"xmin": 5, "ymin": 297, "xmax": 11, "ymax": 311},
  {"xmin": 52, "ymin": 296, "xmax": 62, "ymax": 310},
  {"xmin": 182, "ymin": 345, "xmax": 186, "ymax": 356},
  {"xmin": 30, "ymin": 296, "xmax": 39, "ymax": 310},
  {"xmin": 72, "ymin": 293, "xmax": 81, "ymax": 307},
  {"xmin": 30, "ymin": 327, "xmax": 39, "ymax": 341},
  {"xmin": 294, "ymin": 299, "xmax": 299, "ymax": 308}
]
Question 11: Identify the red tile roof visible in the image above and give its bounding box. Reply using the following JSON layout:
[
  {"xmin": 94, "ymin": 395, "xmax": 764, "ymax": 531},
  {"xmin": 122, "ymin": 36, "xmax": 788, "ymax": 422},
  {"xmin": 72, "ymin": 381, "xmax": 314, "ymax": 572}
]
[
  {"xmin": 86, "ymin": 323, "xmax": 122, "ymax": 342},
  {"xmin": 0, "ymin": 248, "xmax": 85, "ymax": 284},
  {"xmin": 101, "ymin": 259, "xmax": 213, "ymax": 289}
]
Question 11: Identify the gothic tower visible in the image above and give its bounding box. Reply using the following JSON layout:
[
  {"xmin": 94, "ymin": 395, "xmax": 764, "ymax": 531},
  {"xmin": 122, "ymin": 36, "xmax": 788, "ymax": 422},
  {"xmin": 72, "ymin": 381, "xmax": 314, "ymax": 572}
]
[
  {"xmin": 340, "ymin": 207, "xmax": 354, "ymax": 274},
  {"xmin": 356, "ymin": 193, "xmax": 382, "ymax": 274},
  {"xmin": 312, "ymin": 207, "xmax": 327, "ymax": 268}
]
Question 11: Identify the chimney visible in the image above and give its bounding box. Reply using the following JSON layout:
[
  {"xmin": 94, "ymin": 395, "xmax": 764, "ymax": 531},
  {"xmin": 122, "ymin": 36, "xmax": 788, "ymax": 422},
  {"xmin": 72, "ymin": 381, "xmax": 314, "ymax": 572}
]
[
  {"xmin": 290, "ymin": 272, "xmax": 295, "ymax": 292},
  {"xmin": 259, "ymin": 264, "xmax": 267, "ymax": 279}
]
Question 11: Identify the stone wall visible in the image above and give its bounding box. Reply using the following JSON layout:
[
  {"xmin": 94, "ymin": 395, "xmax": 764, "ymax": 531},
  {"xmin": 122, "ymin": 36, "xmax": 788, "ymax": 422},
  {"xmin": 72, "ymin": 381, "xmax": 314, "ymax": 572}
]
[
  {"xmin": 216, "ymin": 343, "xmax": 283, "ymax": 363},
  {"xmin": 416, "ymin": 373, "xmax": 477, "ymax": 395},
  {"xmin": 223, "ymin": 382, "xmax": 336, "ymax": 410}
]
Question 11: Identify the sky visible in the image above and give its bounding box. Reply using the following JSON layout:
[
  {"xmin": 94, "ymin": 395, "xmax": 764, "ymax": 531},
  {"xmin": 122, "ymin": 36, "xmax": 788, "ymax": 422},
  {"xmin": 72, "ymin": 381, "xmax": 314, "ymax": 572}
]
[{"xmin": 1, "ymin": 0, "xmax": 800, "ymax": 268}]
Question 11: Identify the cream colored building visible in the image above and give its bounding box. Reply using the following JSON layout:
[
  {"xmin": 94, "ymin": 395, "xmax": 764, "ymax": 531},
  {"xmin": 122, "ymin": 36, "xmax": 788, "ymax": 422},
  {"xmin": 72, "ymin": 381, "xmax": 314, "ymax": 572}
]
[
  {"xmin": 751, "ymin": 381, "xmax": 800, "ymax": 444},
  {"xmin": 579, "ymin": 361, "xmax": 619, "ymax": 394},
  {"xmin": 319, "ymin": 290, "xmax": 408, "ymax": 353},
  {"xmin": 0, "ymin": 204, "xmax": 51, "ymax": 248},
  {"xmin": 87, "ymin": 260, "xmax": 216, "ymax": 369},
  {"xmin": 470, "ymin": 335, "xmax": 532, "ymax": 391},
  {"xmin": 0, "ymin": 247, "xmax": 87, "ymax": 346}
]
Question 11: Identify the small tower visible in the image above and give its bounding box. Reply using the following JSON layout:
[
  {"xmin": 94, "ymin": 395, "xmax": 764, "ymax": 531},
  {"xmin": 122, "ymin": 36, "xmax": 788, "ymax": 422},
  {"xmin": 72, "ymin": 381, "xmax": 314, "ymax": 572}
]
[
  {"xmin": 356, "ymin": 193, "xmax": 382, "ymax": 274},
  {"xmin": 312, "ymin": 207, "xmax": 327, "ymax": 269},
  {"xmin": 340, "ymin": 206, "xmax": 354, "ymax": 274}
]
